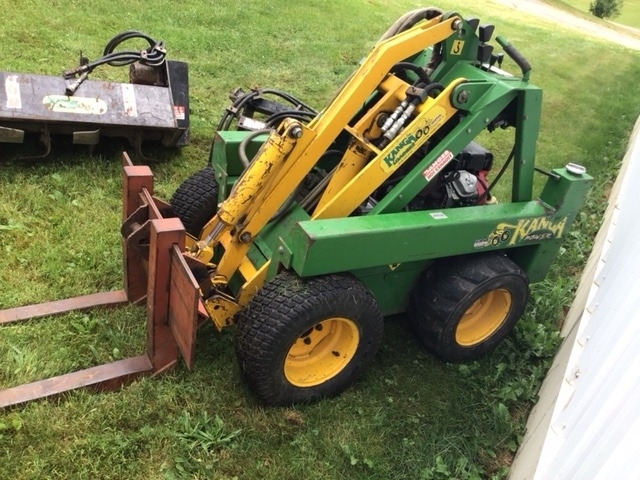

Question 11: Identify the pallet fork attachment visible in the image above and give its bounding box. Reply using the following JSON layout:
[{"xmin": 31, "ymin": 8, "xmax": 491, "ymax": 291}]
[{"xmin": 0, "ymin": 152, "xmax": 201, "ymax": 409}]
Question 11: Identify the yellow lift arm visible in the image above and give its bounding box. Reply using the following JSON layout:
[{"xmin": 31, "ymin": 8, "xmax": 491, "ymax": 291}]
[{"xmin": 189, "ymin": 14, "xmax": 466, "ymax": 329}]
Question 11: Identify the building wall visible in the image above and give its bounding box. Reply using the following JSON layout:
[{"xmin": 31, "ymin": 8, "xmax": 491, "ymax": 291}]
[{"xmin": 510, "ymin": 117, "xmax": 640, "ymax": 479}]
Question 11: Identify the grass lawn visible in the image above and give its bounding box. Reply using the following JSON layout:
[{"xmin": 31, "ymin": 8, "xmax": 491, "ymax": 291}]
[
  {"xmin": 618, "ymin": 0, "xmax": 640, "ymax": 27},
  {"xmin": 1, "ymin": 1, "xmax": 640, "ymax": 479},
  {"xmin": 548, "ymin": 0, "xmax": 640, "ymax": 28}
]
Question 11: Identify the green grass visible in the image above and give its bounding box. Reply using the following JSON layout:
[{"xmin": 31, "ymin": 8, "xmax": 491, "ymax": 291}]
[
  {"xmin": 1, "ymin": 1, "xmax": 640, "ymax": 479},
  {"xmin": 547, "ymin": 0, "xmax": 640, "ymax": 29},
  {"xmin": 619, "ymin": 0, "xmax": 640, "ymax": 27}
]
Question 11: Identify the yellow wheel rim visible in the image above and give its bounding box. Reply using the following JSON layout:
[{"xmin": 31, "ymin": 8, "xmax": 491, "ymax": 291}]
[
  {"xmin": 455, "ymin": 289, "xmax": 512, "ymax": 346},
  {"xmin": 284, "ymin": 317, "xmax": 360, "ymax": 387}
]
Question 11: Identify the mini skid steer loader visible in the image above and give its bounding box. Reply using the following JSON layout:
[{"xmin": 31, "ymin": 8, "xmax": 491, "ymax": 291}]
[
  {"xmin": 159, "ymin": 8, "xmax": 591, "ymax": 405},
  {"xmin": 0, "ymin": 8, "xmax": 592, "ymax": 408}
]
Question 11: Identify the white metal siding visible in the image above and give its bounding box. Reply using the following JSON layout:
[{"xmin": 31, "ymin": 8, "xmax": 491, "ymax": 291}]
[{"xmin": 510, "ymin": 117, "xmax": 640, "ymax": 479}]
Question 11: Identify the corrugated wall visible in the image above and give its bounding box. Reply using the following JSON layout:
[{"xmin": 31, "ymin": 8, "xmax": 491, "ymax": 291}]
[{"xmin": 510, "ymin": 117, "xmax": 640, "ymax": 480}]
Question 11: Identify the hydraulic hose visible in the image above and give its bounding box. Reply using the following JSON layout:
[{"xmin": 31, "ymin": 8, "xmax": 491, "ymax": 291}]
[
  {"xmin": 63, "ymin": 30, "xmax": 166, "ymax": 94},
  {"xmin": 390, "ymin": 62, "xmax": 432, "ymax": 84},
  {"xmin": 378, "ymin": 7, "xmax": 443, "ymax": 41},
  {"xmin": 217, "ymin": 88, "xmax": 317, "ymax": 132},
  {"xmin": 378, "ymin": 8, "xmax": 445, "ymax": 81},
  {"xmin": 477, "ymin": 146, "xmax": 515, "ymax": 204},
  {"xmin": 212, "ymin": 88, "xmax": 318, "ymax": 168},
  {"xmin": 265, "ymin": 110, "xmax": 316, "ymax": 128},
  {"xmin": 239, "ymin": 129, "xmax": 272, "ymax": 168},
  {"xmin": 235, "ymin": 127, "xmax": 304, "ymax": 222}
]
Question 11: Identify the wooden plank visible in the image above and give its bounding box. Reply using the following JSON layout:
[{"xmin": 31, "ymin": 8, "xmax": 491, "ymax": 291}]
[
  {"xmin": 0, "ymin": 355, "xmax": 153, "ymax": 409},
  {"xmin": 0, "ymin": 290, "xmax": 128, "ymax": 325},
  {"xmin": 169, "ymin": 245, "xmax": 199, "ymax": 370}
]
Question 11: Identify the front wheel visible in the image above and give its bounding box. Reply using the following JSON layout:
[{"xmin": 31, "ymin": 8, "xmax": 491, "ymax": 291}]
[
  {"xmin": 170, "ymin": 166, "xmax": 218, "ymax": 237},
  {"xmin": 235, "ymin": 271, "xmax": 384, "ymax": 406},
  {"xmin": 409, "ymin": 252, "xmax": 529, "ymax": 362}
]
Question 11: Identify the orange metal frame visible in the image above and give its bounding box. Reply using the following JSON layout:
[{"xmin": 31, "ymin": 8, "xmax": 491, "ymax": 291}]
[{"xmin": 0, "ymin": 152, "xmax": 200, "ymax": 409}]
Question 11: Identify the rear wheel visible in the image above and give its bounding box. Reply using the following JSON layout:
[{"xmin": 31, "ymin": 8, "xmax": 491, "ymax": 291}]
[
  {"xmin": 235, "ymin": 271, "xmax": 384, "ymax": 406},
  {"xmin": 170, "ymin": 166, "xmax": 218, "ymax": 236},
  {"xmin": 409, "ymin": 252, "xmax": 529, "ymax": 362}
]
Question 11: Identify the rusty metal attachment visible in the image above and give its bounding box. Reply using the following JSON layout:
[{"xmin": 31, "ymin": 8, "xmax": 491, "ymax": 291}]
[{"xmin": 0, "ymin": 152, "xmax": 200, "ymax": 409}]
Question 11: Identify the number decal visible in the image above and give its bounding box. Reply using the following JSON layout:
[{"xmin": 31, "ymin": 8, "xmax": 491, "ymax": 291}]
[{"xmin": 451, "ymin": 40, "xmax": 465, "ymax": 55}]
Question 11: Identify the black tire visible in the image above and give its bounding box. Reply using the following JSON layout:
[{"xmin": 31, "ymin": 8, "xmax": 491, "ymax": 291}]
[
  {"xmin": 235, "ymin": 271, "xmax": 384, "ymax": 406},
  {"xmin": 409, "ymin": 252, "xmax": 529, "ymax": 362},
  {"xmin": 170, "ymin": 166, "xmax": 218, "ymax": 236}
]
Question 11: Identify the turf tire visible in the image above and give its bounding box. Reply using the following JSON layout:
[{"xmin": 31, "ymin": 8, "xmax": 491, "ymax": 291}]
[
  {"xmin": 170, "ymin": 166, "xmax": 218, "ymax": 236},
  {"xmin": 235, "ymin": 271, "xmax": 384, "ymax": 406},
  {"xmin": 409, "ymin": 252, "xmax": 529, "ymax": 362}
]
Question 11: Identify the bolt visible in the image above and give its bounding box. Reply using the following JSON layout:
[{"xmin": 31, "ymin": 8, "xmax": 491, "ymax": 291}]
[
  {"xmin": 457, "ymin": 90, "xmax": 469, "ymax": 104},
  {"xmin": 240, "ymin": 232, "xmax": 252, "ymax": 243},
  {"xmin": 278, "ymin": 246, "xmax": 284, "ymax": 254},
  {"xmin": 452, "ymin": 19, "xmax": 462, "ymax": 31},
  {"xmin": 289, "ymin": 125, "xmax": 303, "ymax": 139}
]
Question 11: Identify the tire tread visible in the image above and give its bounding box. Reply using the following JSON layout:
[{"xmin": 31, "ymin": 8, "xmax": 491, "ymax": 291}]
[
  {"xmin": 170, "ymin": 166, "xmax": 218, "ymax": 236},
  {"xmin": 235, "ymin": 272, "xmax": 384, "ymax": 405},
  {"xmin": 409, "ymin": 252, "xmax": 529, "ymax": 362}
]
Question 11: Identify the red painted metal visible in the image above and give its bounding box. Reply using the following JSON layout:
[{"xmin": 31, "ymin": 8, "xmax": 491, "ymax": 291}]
[
  {"xmin": 0, "ymin": 290, "xmax": 128, "ymax": 325},
  {"xmin": 0, "ymin": 356, "xmax": 152, "ymax": 409},
  {"xmin": 168, "ymin": 244, "xmax": 200, "ymax": 370},
  {"xmin": 145, "ymin": 217, "xmax": 184, "ymax": 374},
  {"xmin": 121, "ymin": 154, "xmax": 154, "ymax": 304},
  {"xmin": 0, "ymin": 151, "xmax": 200, "ymax": 408}
]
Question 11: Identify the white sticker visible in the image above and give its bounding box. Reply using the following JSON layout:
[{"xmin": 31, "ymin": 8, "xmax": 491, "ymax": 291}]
[
  {"xmin": 423, "ymin": 150, "xmax": 454, "ymax": 181},
  {"xmin": 43, "ymin": 95, "xmax": 107, "ymax": 114},
  {"xmin": 429, "ymin": 212, "xmax": 448, "ymax": 220},
  {"xmin": 5, "ymin": 75, "xmax": 22, "ymax": 109},
  {"xmin": 121, "ymin": 83, "xmax": 138, "ymax": 117}
]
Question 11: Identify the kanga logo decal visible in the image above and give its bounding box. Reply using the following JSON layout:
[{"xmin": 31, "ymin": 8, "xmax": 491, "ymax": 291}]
[{"xmin": 474, "ymin": 216, "xmax": 568, "ymax": 249}]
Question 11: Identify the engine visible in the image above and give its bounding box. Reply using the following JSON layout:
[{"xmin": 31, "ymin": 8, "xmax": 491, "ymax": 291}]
[{"xmin": 408, "ymin": 141, "xmax": 493, "ymax": 211}]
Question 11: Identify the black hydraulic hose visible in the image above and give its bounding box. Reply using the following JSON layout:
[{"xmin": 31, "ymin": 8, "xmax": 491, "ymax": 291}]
[
  {"xmin": 265, "ymin": 110, "xmax": 316, "ymax": 127},
  {"xmin": 478, "ymin": 145, "xmax": 515, "ymax": 203},
  {"xmin": 298, "ymin": 150, "xmax": 343, "ymax": 212},
  {"xmin": 390, "ymin": 62, "xmax": 432, "ymax": 85},
  {"xmin": 422, "ymin": 82, "xmax": 445, "ymax": 96},
  {"xmin": 260, "ymin": 88, "xmax": 317, "ymax": 114},
  {"xmin": 217, "ymin": 88, "xmax": 318, "ymax": 132},
  {"xmin": 100, "ymin": 31, "xmax": 165, "ymax": 66},
  {"xmin": 63, "ymin": 30, "xmax": 166, "ymax": 94},
  {"xmin": 270, "ymin": 184, "xmax": 303, "ymax": 222},
  {"xmin": 217, "ymin": 91, "xmax": 260, "ymax": 131},
  {"xmin": 378, "ymin": 8, "xmax": 444, "ymax": 77},
  {"xmin": 212, "ymin": 88, "xmax": 318, "ymax": 166}
]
